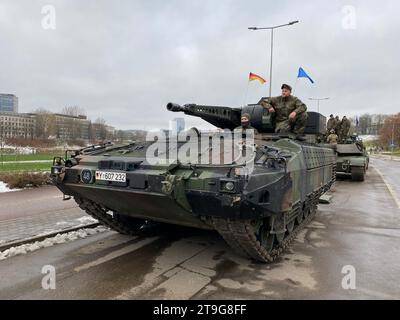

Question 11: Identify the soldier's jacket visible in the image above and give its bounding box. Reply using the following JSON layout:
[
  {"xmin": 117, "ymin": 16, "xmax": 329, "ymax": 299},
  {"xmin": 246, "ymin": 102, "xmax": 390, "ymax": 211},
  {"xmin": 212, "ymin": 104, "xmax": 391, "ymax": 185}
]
[
  {"xmin": 234, "ymin": 125, "xmax": 259, "ymax": 135},
  {"xmin": 340, "ymin": 119, "xmax": 351, "ymax": 132},
  {"xmin": 327, "ymin": 118, "xmax": 336, "ymax": 131},
  {"xmin": 260, "ymin": 96, "xmax": 307, "ymax": 123},
  {"xmin": 327, "ymin": 133, "xmax": 338, "ymax": 144},
  {"xmin": 334, "ymin": 119, "xmax": 341, "ymax": 131}
]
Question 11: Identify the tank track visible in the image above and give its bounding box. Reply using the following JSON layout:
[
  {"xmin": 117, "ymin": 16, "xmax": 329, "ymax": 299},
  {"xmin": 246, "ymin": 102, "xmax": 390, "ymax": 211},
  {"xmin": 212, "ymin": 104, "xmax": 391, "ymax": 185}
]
[
  {"xmin": 211, "ymin": 188, "xmax": 326, "ymax": 263},
  {"xmin": 74, "ymin": 197, "xmax": 143, "ymax": 235}
]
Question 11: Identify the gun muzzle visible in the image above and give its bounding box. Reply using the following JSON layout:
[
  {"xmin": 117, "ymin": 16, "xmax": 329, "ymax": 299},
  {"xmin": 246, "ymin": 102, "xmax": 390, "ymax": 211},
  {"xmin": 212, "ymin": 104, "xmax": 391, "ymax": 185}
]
[{"xmin": 166, "ymin": 102, "xmax": 185, "ymax": 112}]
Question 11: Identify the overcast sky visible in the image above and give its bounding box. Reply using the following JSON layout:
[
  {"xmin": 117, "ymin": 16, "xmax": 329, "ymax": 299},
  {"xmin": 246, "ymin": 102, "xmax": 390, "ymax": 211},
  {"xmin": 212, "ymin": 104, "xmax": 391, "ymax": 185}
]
[{"xmin": 0, "ymin": 0, "xmax": 399, "ymax": 130}]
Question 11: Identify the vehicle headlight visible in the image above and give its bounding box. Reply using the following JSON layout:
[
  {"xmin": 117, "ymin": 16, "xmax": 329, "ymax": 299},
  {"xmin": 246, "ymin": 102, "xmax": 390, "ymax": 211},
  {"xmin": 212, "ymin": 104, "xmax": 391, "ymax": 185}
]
[
  {"xmin": 220, "ymin": 180, "xmax": 236, "ymax": 193},
  {"xmin": 225, "ymin": 181, "xmax": 235, "ymax": 191}
]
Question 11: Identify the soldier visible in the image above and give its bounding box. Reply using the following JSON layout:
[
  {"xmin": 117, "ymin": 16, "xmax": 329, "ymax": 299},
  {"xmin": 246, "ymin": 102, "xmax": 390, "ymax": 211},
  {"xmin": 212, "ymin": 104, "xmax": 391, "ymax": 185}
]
[
  {"xmin": 260, "ymin": 84, "xmax": 308, "ymax": 135},
  {"xmin": 334, "ymin": 115, "xmax": 341, "ymax": 134},
  {"xmin": 339, "ymin": 116, "xmax": 351, "ymax": 142},
  {"xmin": 327, "ymin": 129, "xmax": 338, "ymax": 145},
  {"xmin": 327, "ymin": 114, "xmax": 336, "ymax": 134},
  {"xmin": 235, "ymin": 113, "xmax": 258, "ymax": 134}
]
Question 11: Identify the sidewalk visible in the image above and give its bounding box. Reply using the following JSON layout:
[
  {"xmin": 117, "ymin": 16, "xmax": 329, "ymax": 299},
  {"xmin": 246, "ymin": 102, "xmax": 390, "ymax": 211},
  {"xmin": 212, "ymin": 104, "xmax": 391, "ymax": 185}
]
[
  {"xmin": 0, "ymin": 186, "xmax": 98, "ymax": 246},
  {"xmin": 0, "ymin": 209, "xmax": 97, "ymax": 244},
  {"xmin": 370, "ymin": 154, "xmax": 400, "ymax": 161}
]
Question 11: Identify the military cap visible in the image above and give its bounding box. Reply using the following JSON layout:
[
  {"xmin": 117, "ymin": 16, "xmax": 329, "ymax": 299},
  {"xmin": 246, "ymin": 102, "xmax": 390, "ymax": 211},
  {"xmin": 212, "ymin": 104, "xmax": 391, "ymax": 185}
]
[{"xmin": 281, "ymin": 84, "xmax": 292, "ymax": 91}]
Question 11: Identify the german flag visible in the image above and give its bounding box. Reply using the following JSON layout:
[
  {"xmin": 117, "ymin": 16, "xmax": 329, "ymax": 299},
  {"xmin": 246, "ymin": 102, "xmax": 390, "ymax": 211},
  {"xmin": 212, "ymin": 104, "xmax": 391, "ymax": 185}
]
[{"xmin": 249, "ymin": 72, "xmax": 267, "ymax": 84}]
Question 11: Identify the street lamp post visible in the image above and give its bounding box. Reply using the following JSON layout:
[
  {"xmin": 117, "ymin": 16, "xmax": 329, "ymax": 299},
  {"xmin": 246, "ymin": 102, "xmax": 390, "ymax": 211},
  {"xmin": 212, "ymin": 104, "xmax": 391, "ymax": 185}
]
[
  {"xmin": 248, "ymin": 20, "xmax": 299, "ymax": 97},
  {"xmin": 309, "ymin": 97, "xmax": 330, "ymax": 113}
]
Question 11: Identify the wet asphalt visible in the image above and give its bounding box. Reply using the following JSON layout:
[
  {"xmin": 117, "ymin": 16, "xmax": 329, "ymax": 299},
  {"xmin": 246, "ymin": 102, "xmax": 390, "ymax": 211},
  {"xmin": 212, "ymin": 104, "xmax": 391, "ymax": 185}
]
[{"xmin": 0, "ymin": 156, "xmax": 399, "ymax": 300}]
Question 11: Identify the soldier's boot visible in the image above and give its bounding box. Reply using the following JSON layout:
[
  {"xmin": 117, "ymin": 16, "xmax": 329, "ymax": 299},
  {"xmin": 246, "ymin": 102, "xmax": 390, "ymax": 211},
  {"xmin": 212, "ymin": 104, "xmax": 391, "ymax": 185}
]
[{"xmin": 293, "ymin": 112, "xmax": 308, "ymax": 135}]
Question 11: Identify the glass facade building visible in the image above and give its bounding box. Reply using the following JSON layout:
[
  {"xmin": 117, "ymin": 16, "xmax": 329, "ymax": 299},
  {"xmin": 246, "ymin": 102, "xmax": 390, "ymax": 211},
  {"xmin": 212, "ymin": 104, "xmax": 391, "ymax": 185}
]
[{"xmin": 0, "ymin": 94, "xmax": 18, "ymax": 113}]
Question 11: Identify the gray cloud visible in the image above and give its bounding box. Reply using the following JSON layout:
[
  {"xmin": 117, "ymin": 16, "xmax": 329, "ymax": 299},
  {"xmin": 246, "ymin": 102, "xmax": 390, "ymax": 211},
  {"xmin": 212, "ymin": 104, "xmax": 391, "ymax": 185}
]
[{"xmin": 0, "ymin": 0, "xmax": 399, "ymax": 130}]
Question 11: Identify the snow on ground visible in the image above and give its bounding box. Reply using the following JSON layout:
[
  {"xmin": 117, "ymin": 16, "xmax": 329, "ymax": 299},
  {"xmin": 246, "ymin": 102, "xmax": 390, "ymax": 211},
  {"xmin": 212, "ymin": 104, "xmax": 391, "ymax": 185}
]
[
  {"xmin": 75, "ymin": 216, "xmax": 98, "ymax": 224},
  {"xmin": 0, "ymin": 181, "xmax": 21, "ymax": 193},
  {"xmin": 0, "ymin": 226, "xmax": 108, "ymax": 261},
  {"xmin": 359, "ymin": 135, "xmax": 379, "ymax": 142},
  {"xmin": 1, "ymin": 145, "xmax": 36, "ymax": 154}
]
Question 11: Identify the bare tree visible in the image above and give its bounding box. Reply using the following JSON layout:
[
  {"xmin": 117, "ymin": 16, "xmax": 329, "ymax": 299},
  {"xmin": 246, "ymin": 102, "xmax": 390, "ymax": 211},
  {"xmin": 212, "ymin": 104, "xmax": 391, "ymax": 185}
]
[
  {"xmin": 34, "ymin": 108, "xmax": 56, "ymax": 139},
  {"xmin": 61, "ymin": 106, "xmax": 86, "ymax": 117},
  {"xmin": 379, "ymin": 113, "xmax": 400, "ymax": 149}
]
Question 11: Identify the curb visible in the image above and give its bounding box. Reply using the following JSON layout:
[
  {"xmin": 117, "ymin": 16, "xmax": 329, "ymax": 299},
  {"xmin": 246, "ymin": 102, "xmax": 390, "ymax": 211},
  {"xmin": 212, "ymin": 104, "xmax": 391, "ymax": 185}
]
[
  {"xmin": 0, "ymin": 222, "xmax": 100, "ymax": 252},
  {"xmin": 371, "ymin": 155, "xmax": 400, "ymax": 162}
]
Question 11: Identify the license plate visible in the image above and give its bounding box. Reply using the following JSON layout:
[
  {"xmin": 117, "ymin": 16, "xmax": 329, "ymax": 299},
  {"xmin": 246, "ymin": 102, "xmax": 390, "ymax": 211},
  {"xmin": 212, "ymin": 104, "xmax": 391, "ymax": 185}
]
[{"xmin": 95, "ymin": 171, "xmax": 126, "ymax": 182}]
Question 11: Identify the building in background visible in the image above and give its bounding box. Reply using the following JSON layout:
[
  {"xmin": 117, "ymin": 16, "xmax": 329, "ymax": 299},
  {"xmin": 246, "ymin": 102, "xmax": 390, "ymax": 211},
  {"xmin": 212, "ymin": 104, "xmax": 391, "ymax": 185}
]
[
  {"xmin": 53, "ymin": 113, "xmax": 90, "ymax": 141},
  {"xmin": 0, "ymin": 112, "xmax": 36, "ymax": 139},
  {"xmin": 0, "ymin": 94, "xmax": 18, "ymax": 113},
  {"xmin": 0, "ymin": 102, "xmax": 147, "ymax": 143},
  {"xmin": 169, "ymin": 117, "xmax": 185, "ymax": 134}
]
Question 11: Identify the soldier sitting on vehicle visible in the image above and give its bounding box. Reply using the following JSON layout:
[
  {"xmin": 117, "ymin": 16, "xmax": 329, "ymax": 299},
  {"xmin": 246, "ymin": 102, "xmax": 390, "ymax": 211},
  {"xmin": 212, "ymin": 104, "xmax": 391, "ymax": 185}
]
[
  {"xmin": 327, "ymin": 129, "xmax": 339, "ymax": 145},
  {"xmin": 260, "ymin": 84, "xmax": 308, "ymax": 135}
]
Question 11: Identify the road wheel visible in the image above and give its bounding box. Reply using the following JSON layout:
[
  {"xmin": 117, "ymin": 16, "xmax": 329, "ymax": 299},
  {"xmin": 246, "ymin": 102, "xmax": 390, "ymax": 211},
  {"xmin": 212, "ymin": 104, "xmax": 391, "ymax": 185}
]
[
  {"xmin": 274, "ymin": 216, "xmax": 286, "ymax": 244},
  {"xmin": 296, "ymin": 210, "xmax": 304, "ymax": 225},
  {"xmin": 256, "ymin": 220, "xmax": 275, "ymax": 253},
  {"xmin": 286, "ymin": 220, "xmax": 295, "ymax": 234}
]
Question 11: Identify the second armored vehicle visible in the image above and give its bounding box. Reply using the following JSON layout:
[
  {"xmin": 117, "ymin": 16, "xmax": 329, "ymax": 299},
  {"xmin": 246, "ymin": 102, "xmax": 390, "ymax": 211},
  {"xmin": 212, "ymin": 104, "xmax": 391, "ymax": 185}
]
[{"xmin": 335, "ymin": 135, "xmax": 369, "ymax": 181}]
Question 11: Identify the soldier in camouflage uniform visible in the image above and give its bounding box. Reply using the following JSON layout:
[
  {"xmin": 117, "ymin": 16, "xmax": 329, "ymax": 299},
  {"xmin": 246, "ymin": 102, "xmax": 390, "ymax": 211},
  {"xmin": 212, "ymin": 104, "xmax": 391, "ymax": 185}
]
[
  {"xmin": 339, "ymin": 116, "xmax": 351, "ymax": 142},
  {"xmin": 260, "ymin": 84, "xmax": 308, "ymax": 135},
  {"xmin": 235, "ymin": 113, "xmax": 258, "ymax": 134},
  {"xmin": 327, "ymin": 115, "xmax": 336, "ymax": 134},
  {"xmin": 334, "ymin": 116, "xmax": 341, "ymax": 134}
]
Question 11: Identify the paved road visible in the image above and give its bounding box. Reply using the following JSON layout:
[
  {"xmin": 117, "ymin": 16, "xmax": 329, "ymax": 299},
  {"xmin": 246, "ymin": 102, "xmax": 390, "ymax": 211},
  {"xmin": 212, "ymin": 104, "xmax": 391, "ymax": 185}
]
[
  {"xmin": 370, "ymin": 156, "xmax": 400, "ymax": 209},
  {"xmin": 0, "ymin": 158, "xmax": 399, "ymax": 299}
]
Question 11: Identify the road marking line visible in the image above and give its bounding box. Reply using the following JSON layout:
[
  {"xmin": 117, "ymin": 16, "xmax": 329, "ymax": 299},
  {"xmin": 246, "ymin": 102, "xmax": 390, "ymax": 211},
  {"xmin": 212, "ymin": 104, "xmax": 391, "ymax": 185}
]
[
  {"xmin": 374, "ymin": 167, "xmax": 400, "ymax": 210},
  {"xmin": 74, "ymin": 237, "xmax": 159, "ymax": 272}
]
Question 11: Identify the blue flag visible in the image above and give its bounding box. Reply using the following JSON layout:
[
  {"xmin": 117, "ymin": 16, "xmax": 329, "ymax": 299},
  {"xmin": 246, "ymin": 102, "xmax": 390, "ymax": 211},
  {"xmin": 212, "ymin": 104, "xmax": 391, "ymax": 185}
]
[{"xmin": 297, "ymin": 67, "xmax": 314, "ymax": 84}]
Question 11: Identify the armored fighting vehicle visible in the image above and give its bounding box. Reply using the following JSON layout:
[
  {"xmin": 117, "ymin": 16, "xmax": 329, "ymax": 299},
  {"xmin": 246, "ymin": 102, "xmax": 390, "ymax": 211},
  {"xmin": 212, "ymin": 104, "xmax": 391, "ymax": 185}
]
[
  {"xmin": 335, "ymin": 135, "xmax": 369, "ymax": 181},
  {"xmin": 51, "ymin": 101, "xmax": 336, "ymax": 263}
]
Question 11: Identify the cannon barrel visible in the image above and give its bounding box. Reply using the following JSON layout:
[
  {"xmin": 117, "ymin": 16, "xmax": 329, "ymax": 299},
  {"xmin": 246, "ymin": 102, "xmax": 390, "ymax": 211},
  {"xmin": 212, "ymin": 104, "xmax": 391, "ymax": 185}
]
[{"xmin": 167, "ymin": 102, "xmax": 242, "ymax": 130}]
